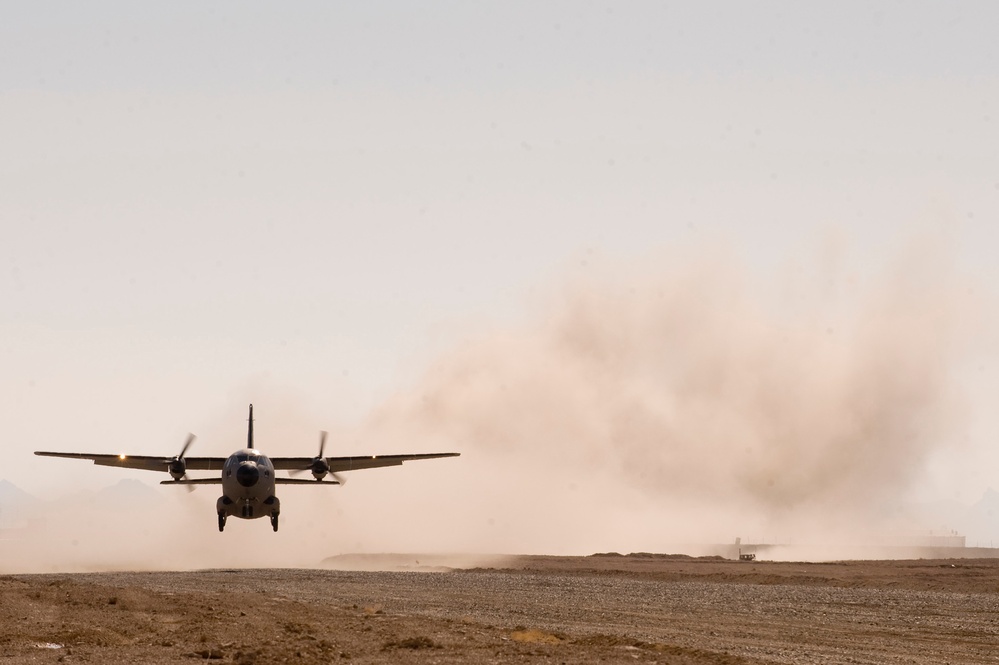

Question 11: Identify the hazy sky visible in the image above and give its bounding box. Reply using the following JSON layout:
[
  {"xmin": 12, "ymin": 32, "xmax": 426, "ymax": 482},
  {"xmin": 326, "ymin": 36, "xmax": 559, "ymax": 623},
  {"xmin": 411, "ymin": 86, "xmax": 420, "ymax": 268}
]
[{"xmin": 3, "ymin": 3, "xmax": 999, "ymax": 561}]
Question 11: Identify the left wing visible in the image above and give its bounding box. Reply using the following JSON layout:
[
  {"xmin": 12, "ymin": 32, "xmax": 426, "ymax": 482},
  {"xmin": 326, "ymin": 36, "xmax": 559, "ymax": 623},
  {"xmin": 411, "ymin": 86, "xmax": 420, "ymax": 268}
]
[
  {"xmin": 34, "ymin": 452, "xmax": 227, "ymax": 472},
  {"xmin": 269, "ymin": 452, "xmax": 460, "ymax": 473}
]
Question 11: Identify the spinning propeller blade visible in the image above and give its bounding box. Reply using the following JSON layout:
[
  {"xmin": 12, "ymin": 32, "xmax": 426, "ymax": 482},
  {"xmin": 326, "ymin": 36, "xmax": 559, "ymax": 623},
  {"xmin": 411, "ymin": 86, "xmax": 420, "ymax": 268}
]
[
  {"xmin": 172, "ymin": 433, "xmax": 196, "ymax": 492},
  {"xmin": 290, "ymin": 431, "xmax": 343, "ymax": 483},
  {"xmin": 179, "ymin": 433, "xmax": 195, "ymax": 459}
]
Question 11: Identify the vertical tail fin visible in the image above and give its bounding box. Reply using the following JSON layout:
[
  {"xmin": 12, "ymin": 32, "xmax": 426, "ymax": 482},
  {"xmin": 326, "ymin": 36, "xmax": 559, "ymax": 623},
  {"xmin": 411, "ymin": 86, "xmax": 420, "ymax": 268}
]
[{"xmin": 247, "ymin": 404, "xmax": 254, "ymax": 448}]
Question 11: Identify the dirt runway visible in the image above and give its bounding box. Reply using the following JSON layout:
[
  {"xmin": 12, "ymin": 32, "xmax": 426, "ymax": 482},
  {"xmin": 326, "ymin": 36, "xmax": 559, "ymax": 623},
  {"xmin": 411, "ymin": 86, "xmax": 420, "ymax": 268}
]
[{"xmin": 2, "ymin": 554, "xmax": 997, "ymax": 664}]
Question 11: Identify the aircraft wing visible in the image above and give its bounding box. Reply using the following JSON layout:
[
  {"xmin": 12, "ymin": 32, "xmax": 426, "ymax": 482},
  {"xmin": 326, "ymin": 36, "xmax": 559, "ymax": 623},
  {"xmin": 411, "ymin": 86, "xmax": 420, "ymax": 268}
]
[
  {"xmin": 159, "ymin": 478, "xmax": 222, "ymax": 485},
  {"xmin": 34, "ymin": 452, "xmax": 227, "ymax": 472},
  {"xmin": 274, "ymin": 478, "xmax": 340, "ymax": 485},
  {"xmin": 158, "ymin": 477, "xmax": 339, "ymax": 486},
  {"xmin": 269, "ymin": 452, "xmax": 460, "ymax": 473}
]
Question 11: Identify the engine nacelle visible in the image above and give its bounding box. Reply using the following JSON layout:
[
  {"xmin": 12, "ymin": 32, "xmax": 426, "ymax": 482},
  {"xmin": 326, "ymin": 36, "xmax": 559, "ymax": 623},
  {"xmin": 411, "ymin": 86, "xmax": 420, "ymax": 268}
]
[
  {"xmin": 168, "ymin": 458, "xmax": 186, "ymax": 481},
  {"xmin": 311, "ymin": 457, "xmax": 329, "ymax": 481}
]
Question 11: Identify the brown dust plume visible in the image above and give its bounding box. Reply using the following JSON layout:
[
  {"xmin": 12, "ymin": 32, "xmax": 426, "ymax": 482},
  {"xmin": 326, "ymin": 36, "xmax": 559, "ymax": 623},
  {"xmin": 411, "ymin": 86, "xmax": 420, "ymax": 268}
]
[{"xmin": 359, "ymin": 238, "xmax": 977, "ymax": 552}]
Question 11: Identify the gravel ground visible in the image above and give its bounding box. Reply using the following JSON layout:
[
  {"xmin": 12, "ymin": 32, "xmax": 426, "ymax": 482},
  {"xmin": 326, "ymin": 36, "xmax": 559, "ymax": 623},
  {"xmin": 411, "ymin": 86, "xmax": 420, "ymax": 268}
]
[{"xmin": 2, "ymin": 556, "xmax": 997, "ymax": 664}]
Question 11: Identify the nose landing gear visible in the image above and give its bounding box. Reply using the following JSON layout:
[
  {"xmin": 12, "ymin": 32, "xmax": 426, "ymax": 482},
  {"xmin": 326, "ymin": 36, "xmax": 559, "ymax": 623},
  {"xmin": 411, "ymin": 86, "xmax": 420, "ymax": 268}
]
[
  {"xmin": 270, "ymin": 513, "xmax": 279, "ymax": 532},
  {"xmin": 218, "ymin": 512, "xmax": 227, "ymax": 532}
]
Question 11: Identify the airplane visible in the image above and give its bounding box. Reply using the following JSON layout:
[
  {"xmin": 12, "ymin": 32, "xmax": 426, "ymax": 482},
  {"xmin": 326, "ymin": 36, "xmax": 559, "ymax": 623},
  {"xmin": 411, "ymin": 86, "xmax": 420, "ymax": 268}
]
[{"xmin": 35, "ymin": 404, "xmax": 459, "ymax": 532}]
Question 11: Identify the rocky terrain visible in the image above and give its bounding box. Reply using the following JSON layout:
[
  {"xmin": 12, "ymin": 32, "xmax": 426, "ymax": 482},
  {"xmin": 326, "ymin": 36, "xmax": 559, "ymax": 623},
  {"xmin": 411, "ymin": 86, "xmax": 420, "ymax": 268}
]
[{"xmin": 2, "ymin": 554, "xmax": 997, "ymax": 664}]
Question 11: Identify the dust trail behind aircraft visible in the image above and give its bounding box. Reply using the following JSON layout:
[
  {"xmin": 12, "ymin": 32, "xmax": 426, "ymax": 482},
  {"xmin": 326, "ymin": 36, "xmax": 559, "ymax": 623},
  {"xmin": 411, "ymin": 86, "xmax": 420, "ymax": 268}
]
[{"xmin": 358, "ymin": 236, "xmax": 982, "ymax": 550}]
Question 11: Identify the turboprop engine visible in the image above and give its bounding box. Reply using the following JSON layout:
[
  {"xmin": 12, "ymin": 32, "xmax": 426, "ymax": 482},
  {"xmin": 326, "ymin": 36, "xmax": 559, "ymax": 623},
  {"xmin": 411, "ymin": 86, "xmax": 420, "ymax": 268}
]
[{"xmin": 168, "ymin": 434, "xmax": 195, "ymax": 481}]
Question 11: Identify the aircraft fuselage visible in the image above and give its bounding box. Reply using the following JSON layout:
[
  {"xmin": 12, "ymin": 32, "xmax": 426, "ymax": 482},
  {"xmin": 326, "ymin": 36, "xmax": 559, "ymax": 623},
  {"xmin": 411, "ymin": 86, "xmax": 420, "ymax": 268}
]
[{"xmin": 217, "ymin": 448, "xmax": 279, "ymax": 526}]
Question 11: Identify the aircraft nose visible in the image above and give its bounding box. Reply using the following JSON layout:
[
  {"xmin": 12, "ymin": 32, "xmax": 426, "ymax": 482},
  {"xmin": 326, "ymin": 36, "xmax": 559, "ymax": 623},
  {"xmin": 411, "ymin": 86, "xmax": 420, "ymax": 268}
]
[{"xmin": 236, "ymin": 462, "xmax": 259, "ymax": 488}]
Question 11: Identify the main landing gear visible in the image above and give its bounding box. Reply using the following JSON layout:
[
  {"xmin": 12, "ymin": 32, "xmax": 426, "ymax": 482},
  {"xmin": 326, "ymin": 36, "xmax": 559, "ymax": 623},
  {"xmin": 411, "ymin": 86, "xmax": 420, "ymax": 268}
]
[
  {"xmin": 265, "ymin": 495, "xmax": 280, "ymax": 532},
  {"xmin": 216, "ymin": 496, "xmax": 232, "ymax": 533}
]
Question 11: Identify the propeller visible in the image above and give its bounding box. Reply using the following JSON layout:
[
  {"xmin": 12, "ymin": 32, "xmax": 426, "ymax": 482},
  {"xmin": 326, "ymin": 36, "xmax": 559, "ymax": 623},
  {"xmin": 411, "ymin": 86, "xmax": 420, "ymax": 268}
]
[
  {"xmin": 168, "ymin": 433, "xmax": 196, "ymax": 492},
  {"xmin": 310, "ymin": 431, "xmax": 331, "ymax": 481},
  {"xmin": 179, "ymin": 432, "xmax": 195, "ymax": 458},
  {"xmin": 292, "ymin": 431, "xmax": 346, "ymax": 484}
]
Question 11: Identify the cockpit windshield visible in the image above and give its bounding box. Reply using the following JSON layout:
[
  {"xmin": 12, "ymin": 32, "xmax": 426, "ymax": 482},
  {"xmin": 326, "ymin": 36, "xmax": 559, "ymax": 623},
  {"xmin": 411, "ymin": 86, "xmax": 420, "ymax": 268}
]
[
  {"xmin": 230, "ymin": 450, "xmax": 268, "ymax": 467},
  {"xmin": 232, "ymin": 453, "xmax": 267, "ymax": 466}
]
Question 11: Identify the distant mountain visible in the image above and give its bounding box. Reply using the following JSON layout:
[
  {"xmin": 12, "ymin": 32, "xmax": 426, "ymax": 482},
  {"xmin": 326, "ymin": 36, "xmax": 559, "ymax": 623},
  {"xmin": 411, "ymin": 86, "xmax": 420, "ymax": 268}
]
[
  {"xmin": 0, "ymin": 480, "xmax": 41, "ymax": 525},
  {"xmin": 92, "ymin": 479, "xmax": 166, "ymax": 512},
  {"xmin": 0, "ymin": 479, "xmax": 39, "ymax": 509}
]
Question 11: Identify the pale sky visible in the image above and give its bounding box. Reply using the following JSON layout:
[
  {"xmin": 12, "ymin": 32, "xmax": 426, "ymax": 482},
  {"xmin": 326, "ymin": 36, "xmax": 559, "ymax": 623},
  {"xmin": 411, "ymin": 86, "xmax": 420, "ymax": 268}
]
[{"xmin": 3, "ymin": 3, "xmax": 999, "ymax": 559}]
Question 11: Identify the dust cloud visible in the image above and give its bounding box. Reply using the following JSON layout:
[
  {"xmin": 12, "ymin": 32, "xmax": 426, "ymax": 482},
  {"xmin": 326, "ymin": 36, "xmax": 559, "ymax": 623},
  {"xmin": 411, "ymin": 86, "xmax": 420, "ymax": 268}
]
[
  {"xmin": 357, "ymin": 235, "xmax": 981, "ymax": 554},
  {"xmin": 3, "ymin": 235, "xmax": 985, "ymax": 572}
]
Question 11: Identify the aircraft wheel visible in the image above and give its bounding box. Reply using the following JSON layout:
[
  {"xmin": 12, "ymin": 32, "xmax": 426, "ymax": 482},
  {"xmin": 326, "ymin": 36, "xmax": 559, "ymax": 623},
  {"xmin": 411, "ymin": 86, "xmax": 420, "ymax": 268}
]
[
  {"xmin": 270, "ymin": 514, "xmax": 279, "ymax": 532},
  {"xmin": 218, "ymin": 513, "xmax": 226, "ymax": 532}
]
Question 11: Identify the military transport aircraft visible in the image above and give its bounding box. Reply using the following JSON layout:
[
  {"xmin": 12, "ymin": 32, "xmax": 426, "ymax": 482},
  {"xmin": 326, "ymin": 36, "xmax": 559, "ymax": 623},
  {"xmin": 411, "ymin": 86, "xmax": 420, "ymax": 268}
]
[{"xmin": 35, "ymin": 404, "xmax": 459, "ymax": 532}]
